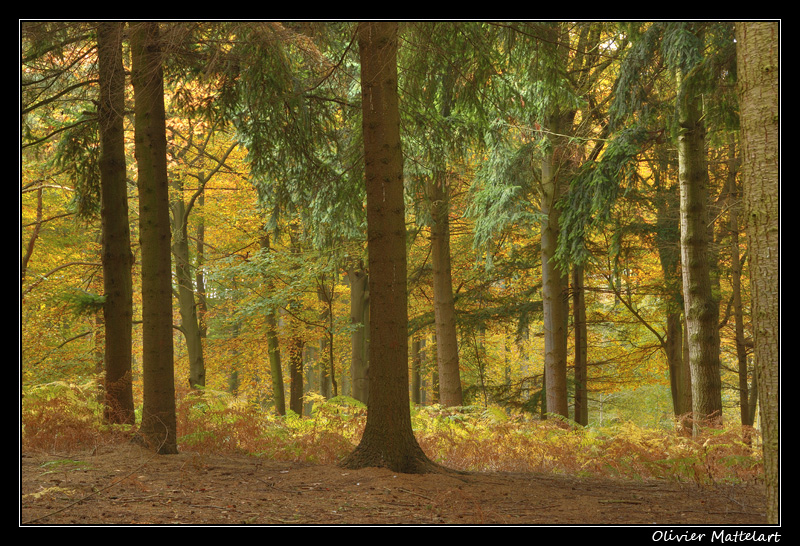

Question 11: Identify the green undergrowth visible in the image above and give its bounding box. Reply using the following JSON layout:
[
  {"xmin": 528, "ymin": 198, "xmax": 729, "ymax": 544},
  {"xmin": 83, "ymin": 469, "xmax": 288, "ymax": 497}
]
[{"xmin": 21, "ymin": 383, "xmax": 763, "ymax": 484}]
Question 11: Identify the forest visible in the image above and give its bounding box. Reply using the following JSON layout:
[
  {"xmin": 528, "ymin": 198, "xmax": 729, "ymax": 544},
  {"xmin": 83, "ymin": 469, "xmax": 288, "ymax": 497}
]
[{"xmin": 20, "ymin": 21, "xmax": 779, "ymax": 526}]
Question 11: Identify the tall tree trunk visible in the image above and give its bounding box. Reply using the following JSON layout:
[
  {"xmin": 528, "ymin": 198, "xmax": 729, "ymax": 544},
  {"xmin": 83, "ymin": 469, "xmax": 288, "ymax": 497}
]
[
  {"xmin": 726, "ymin": 143, "xmax": 753, "ymax": 427},
  {"xmin": 131, "ymin": 21, "xmax": 178, "ymax": 454},
  {"xmin": 265, "ymin": 310, "xmax": 286, "ymax": 415},
  {"xmin": 540, "ymin": 111, "xmax": 570, "ymax": 420},
  {"xmin": 171, "ymin": 178, "xmax": 205, "ymax": 389},
  {"xmin": 195, "ymin": 186, "xmax": 210, "ymax": 391},
  {"xmin": 317, "ymin": 275, "xmax": 337, "ymax": 398},
  {"xmin": 539, "ymin": 23, "xmax": 574, "ymax": 421},
  {"xmin": 572, "ymin": 265, "xmax": 588, "ymax": 426},
  {"xmin": 97, "ymin": 21, "xmax": 135, "ymax": 425},
  {"xmin": 427, "ymin": 175, "xmax": 463, "ymax": 407},
  {"xmin": 652, "ymin": 160, "xmax": 693, "ymax": 431},
  {"xmin": 288, "ymin": 334, "xmax": 304, "ymax": 415},
  {"xmin": 260, "ymin": 233, "xmax": 285, "ymax": 415},
  {"xmin": 736, "ymin": 20, "xmax": 780, "ymax": 525},
  {"xmin": 342, "ymin": 22, "xmax": 435, "ymax": 473},
  {"xmin": 195, "ymin": 189, "xmax": 208, "ymax": 340},
  {"xmin": 676, "ymin": 50, "xmax": 723, "ymax": 429},
  {"xmin": 411, "ymin": 336, "xmax": 425, "ymax": 405},
  {"xmin": 348, "ymin": 264, "xmax": 369, "ymax": 404}
]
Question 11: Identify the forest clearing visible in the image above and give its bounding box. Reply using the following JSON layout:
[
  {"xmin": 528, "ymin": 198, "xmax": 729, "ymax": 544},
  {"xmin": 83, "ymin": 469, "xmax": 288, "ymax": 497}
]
[{"xmin": 21, "ymin": 21, "xmax": 779, "ymax": 527}]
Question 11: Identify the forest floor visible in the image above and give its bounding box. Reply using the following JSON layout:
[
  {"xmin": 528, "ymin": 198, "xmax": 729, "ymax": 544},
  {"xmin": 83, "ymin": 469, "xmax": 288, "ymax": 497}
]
[{"xmin": 20, "ymin": 442, "xmax": 767, "ymax": 526}]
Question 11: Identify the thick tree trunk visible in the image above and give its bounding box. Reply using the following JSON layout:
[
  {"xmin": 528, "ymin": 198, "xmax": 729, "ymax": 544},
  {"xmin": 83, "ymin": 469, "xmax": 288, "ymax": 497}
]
[
  {"xmin": 676, "ymin": 58, "xmax": 723, "ymax": 430},
  {"xmin": 131, "ymin": 22, "xmax": 178, "ymax": 454},
  {"xmin": 97, "ymin": 22, "xmax": 135, "ymax": 425},
  {"xmin": 427, "ymin": 175, "xmax": 463, "ymax": 407},
  {"xmin": 540, "ymin": 114, "xmax": 570, "ymax": 420},
  {"xmin": 736, "ymin": 20, "xmax": 780, "ymax": 525},
  {"xmin": 342, "ymin": 22, "xmax": 436, "ymax": 473},
  {"xmin": 539, "ymin": 23, "xmax": 574, "ymax": 421}
]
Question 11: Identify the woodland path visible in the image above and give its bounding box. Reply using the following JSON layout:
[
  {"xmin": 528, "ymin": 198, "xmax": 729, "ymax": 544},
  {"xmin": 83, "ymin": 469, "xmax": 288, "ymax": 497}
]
[{"xmin": 21, "ymin": 443, "xmax": 766, "ymax": 526}]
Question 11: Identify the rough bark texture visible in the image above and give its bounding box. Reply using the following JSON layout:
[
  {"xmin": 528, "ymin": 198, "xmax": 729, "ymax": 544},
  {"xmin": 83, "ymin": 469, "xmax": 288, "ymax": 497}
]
[
  {"xmin": 341, "ymin": 22, "xmax": 436, "ymax": 473},
  {"xmin": 736, "ymin": 20, "xmax": 780, "ymax": 525},
  {"xmin": 131, "ymin": 22, "xmax": 178, "ymax": 454},
  {"xmin": 676, "ymin": 54, "xmax": 723, "ymax": 429},
  {"xmin": 97, "ymin": 22, "xmax": 135, "ymax": 425}
]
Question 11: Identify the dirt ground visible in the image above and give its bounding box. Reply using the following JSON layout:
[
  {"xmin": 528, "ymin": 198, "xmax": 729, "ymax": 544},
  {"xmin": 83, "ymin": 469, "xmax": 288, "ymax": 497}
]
[{"xmin": 20, "ymin": 442, "xmax": 768, "ymax": 526}]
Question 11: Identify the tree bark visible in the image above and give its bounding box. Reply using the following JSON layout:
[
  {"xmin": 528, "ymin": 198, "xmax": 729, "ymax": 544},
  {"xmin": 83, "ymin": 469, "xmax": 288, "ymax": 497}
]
[
  {"xmin": 411, "ymin": 336, "xmax": 425, "ymax": 405},
  {"xmin": 171, "ymin": 177, "xmax": 205, "ymax": 389},
  {"xmin": 540, "ymin": 111, "xmax": 570, "ymax": 420},
  {"xmin": 317, "ymin": 275, "xmax": 337, "ymax": 398},
  {"xmin": 265, "ymin": 310, "xmax": 286, "ymax": 415},
  {"xmin": 342, "ymin": 22, "xmax": 436, "ymax": 473},
  {"xmin": 427, "ymin": 175, "xmax": 463, "ymax": 407},
  {"xmin": 348, "ymin": 264, "xmax": 369, "ymax": 404},
  {"xmin": 288, "ymin": 334, "xmax": 304, "ymax": 415},
  {"xmin": 97, "ymin": 21, "xmax": 135, "ymax": 425},
  {"xmin": 736, "ymin": 20, "xmax": 780, "ymax": 525},
  {"xmin": 259, "ymin": 233, "xmax": 286, "ymax": 415},
  {"xmin": 539, "ymin": 23, "xmax": 574, "ymax": 421},
  {"xmin": 131, "ymin": 21, "xmax": 178, "ymax": 454},
  {"xmin": 652, "ymin": 160, "xmax": 693, "ymax": 431},
  {"xmin": 676, "ymin": 53, "xmax": 723, "ymax": 430},
  {"xmin": 725, "ymin": 143, "xmax": 754, "ymax": 428},
  {"xmin": 572, "ymin": 265, "xmax": 588, "ymax": 426}
]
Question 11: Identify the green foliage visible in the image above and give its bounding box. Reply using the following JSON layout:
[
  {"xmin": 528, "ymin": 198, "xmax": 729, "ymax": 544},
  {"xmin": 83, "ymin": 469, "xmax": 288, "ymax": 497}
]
[
  {"xmin": 660, "ymin": 22, "xmax": 704, "ymax": 74},
  {"xmin": 213, "ymin": 23, "xmax": 364, "ymax": 245},
  {"xmin": 58, "ymin": 288, "xmax": 105, "ymax": 316},
  {"xmin": 469, "ymin": 140, "xmax": 543, "ymax": 244},
  {"xmin": 51, "ymin": 112, "xmax": 100, "ymax": 219},
  {"xmin": 609, "ymin": 22, "xmax": 664, "ymax": 129},
  {"xmin": 555, "ymin": 124, "xmax": 652, "ymax": 266}
]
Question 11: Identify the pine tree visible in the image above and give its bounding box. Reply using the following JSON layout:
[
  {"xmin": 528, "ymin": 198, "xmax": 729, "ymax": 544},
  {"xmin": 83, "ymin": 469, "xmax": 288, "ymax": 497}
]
[
  {"xmin": 341, "ymin": 22, "xmax": 437, "ymax": 473},
  {"xmin": 131, "ymin": 21, "xmax": 178, "ymax": 454},
  {"xmin": 97, "ymin": 22, "xmax": 135, "ymax": 424},
  {"xmin": 736, "ymin": 20, "xmax": 780, "ymax": 524}
]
